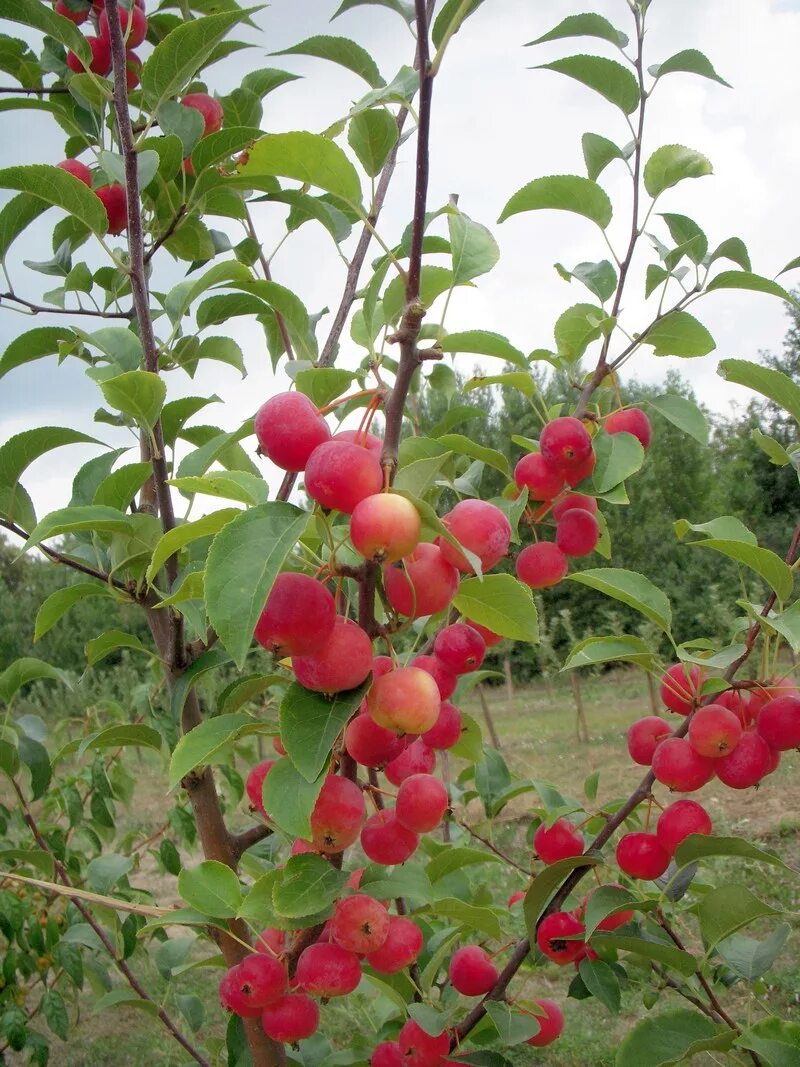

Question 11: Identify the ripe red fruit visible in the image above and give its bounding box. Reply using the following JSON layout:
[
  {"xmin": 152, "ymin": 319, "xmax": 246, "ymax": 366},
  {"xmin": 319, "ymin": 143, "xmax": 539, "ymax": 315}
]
[
  {"xmin": 255, "ymin": 573, "xmax": 336, "ymax": 657},
  {"xmin": 255, "ymin": 928, "xmax": 285, "ymax": 956},
  {"xmin": 219, "ymin": 956, "xmax": 286, "ymax": 1017},
  {"xmin": 756, "ymin": 695, "xmax": 800, "ymax": 751},
  {"xmin": 749, "ymin": 678, "xmax": 799, "ymax": 718},
  {"xmin": 220, "ymin": 966, "xmax": 261, "ymax": 1018},
  {"xmin": 57, "ymin": 159, "xmax": 92, "ymax": 186},
  {"xmin": 536, "ymin": 911, "xmax": 585, "ymax": 964},
  {"xmin": 333, "ymin": 428, "xmax": 383, "ymax": 455},
  {"xmin": 95, "ymin": 184, "xmax": 127, "ymax": 234},
  {"xmin": 181, "ymin": 91, "xmax": 224, "ymax": 136},
  {"xmin": 688, "ymin": 703, "xmax": 743, "ymax": 758},
  {"xmin": 540, "ymin": 417, "xmax": 593, "ymax": 472},
  {"xmin": 272, "ymin": 735, "xmax": 287, "ymax": 756},
  {"xmin": 291, "ymin": 838, "xmax": 316, "ymax": 856},
  {"xmin": 449, "ymin": 945, "xmax": 498, "ymax": 996},
  {"xmin": 440, "ymin": 499, "xmax": 511, "ymax": 573},
  {"xmin": 55, "ymin": 0, "xmax": 90, "ymax": 25},
  {"xmin": 552, "ymin": 492, "xmax": 598, "ymax": 521},
  {"xmin": 465, "ymin": 619, "xmax": 502, "ymax": 647},
  {"xmin": 715, "ymin": 688, "xmax": 754, "ymax": 728},
  {"xmin": 397, "ymin": 1020, "xmax": 450, "ymax": 1066},
  {"xmin": 715, "ymin": 730, "xmax": 773, "ymax": 789},
  {"xmin": 434, "ymin": 623, "xmax": 486, "ymax": 675},
  {"xmin": 423, "ymin": 701, "xmax": 462, "ymax": 750},
  {"xmin": 616, "ymin": 832, "xmax": 670, "ymax": 879},
  {"xmin": 411, "ymin": 654, "xmax": 457, "ymax": 700},
  {"xmin": 261, "ymin": 993, "xmax": 319, "ymax": 1043},
  {"xmin": 652, "ymin": 737, "xmax": 715, "ymax": 792},
  {"xmin": 555, "ymin": 508, "xmax": 600, "ymax": 557},
  {"xmin": 99, "ymin": 4, "xmax": 147, "ymax": 47},
  {"xmin": 526, "ymin": 998, "xmax": 565, "ymax": 1047},
  {"xmin": 246, "ymin": 760, "xmax": 274, "ymax": 818},
  {"xmin": 295, "ymin": 942, "xmax": 361, "ymax": 998},
  {"xmin": 371, "ymin": 1042, "xmax": 404, "ymax": 1067},
  {"xmin": 66, "ymin": 35, "xmax": 112, "ymax": 75},
  {"xmin": 331, "ymin": 895, "xmax": 389, "ymax": 954},
  {"xmin": 565, "ymin": 448, "xmax": 595, "ymax": 487},
  {"xmin": 367, "ymin": 667, "xmax": 441, "ymax": 734},
  {"xmin": 125, "ymin": 49, "xmax": 142, "ymax": 90},
  {"xmin": 309, "ymin": 775, "xmax": 365, "ymax": 853},
  {"xmin": 533, "ymin": 818, "xmax": 584, "ymax": 865},
  {"xmin": 582, "ymin": 883, "xmax": 634, "ymax": 931},
  {"xmin": 361, "ymin": 810, "xmax": 419, "ymax": 865},
  {"xmin": 254, "ymin": 392, "xmax": 330, "ymax": 472},
  {"xmin": 660, "ymin": 663, "xmax": 704, "ymax": 715},
  {"xmin": 293, "ymin": 616, "xmax": 373, "ymax": 693},
  {"xmin": 627, "ymin": 716, "xmax": 672, "ymax": 765},
  {"xmin": 384, "ymin": 543, "xmax": 459, "ymax": 619},
  {"xmin": 656, "ymin": 799, "xmax": 712, "ymax": 856},
  {"xmin": 345, "ymin": 711, "xmax": 404, "ymax": 767},
  {"xmin": 351, "ymin": 493, "xmax": 421, "ymax": 563},
  {"xmin": 508, "ymin": 889, "xmax": 525, "ymax": 907},
  {"xmin": 514, "ymin": 452, "xmax": 564, "ymax": 501},
  {"xmin": 305, "ymin": 440, "xmax": 383, "ymax": 514},
  {"xmin": 396, "ymin": 774, "xmax": 448, "ymax": 833},
  {"xmin": 365, "ymin": 916, "xmax": 424, "ymax": 974},
  {"xmin": 605, "ymin": 407, "xmax": 652, "ymax": 448},
  {"xmin": 384, "ymin": 738, "xmax": 436, "ymax": 786},
  {"xmin": 516, "ymin": 541, "xmax": 568, "ymax": 588}
]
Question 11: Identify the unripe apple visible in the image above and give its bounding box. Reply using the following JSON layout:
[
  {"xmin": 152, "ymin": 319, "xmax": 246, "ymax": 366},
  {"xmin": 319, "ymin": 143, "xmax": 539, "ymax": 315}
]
[
  {"xmin": 350, "ymin": 493, "xmax": 420, "ymax": 563},
  {"xmin": 367, "ymin": 667, "xmax": 441, "ymax": 734}
]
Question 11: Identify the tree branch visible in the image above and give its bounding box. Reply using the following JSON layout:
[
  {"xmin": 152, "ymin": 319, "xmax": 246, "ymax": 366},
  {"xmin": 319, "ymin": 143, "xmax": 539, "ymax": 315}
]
[
  {"xmin": 230, "ymin": 822, "xmax": 273, "ymax": 862},
  {"xmin": 0, "ymin": 86, "xmax": 71, "ymax": 95},
  {"xmin": 0, "ymin": 518, "xmax": 132, "ymax": 593},
  {"xmin": 0, "ymin": 291, "xmax": 132, "ymax": 318},
  {"xmin": 144, "ymin": 203, "xmax": 187, "ymax": 264}
]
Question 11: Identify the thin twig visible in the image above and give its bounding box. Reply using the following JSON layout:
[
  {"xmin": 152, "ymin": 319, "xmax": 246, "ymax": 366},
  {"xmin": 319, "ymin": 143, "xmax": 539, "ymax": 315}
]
[
  {"xmin": 0, "ymin": 291, "xmax": 132, "ymax": 318},
  {"xmin": 0, "ymin": 86, "xmax": 71, "ymax": 95},
  {"xmin": 455, "ymin": 819, "xmax": 530, "ymax": 875},
  {"xmin": 230, "ymin": 823, "xmax": 273, "ymax": 862},
  {"xmin": 0, "ymin": 518, "xmax": 132, "ymax": 592},
  {"xmin": 144, "ymin": 204, "xmax": 187, "ymax": 264}
]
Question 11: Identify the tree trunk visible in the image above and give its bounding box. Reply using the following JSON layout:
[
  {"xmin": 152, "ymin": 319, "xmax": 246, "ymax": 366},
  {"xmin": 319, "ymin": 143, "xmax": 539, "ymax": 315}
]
[
  {"xmin": 478, "ymin": 686, "xmax": 502, "ymax": 750},
  {"xmin": 571, "ymin": 673, "xmax": 589, "ymax": 743}
]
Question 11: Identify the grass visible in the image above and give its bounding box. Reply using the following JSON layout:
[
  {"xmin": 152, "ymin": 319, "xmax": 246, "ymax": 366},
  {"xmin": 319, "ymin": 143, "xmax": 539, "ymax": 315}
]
[{"xmin": 12, "ymin": 669, "xmax": 800, "ymax": 1066}]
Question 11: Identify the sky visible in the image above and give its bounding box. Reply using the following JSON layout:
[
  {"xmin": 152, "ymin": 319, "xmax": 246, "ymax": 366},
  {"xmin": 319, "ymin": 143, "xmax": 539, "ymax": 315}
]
[{"xmin": 1, "ymin": 0, "xmax": 800, "ymax": 521}]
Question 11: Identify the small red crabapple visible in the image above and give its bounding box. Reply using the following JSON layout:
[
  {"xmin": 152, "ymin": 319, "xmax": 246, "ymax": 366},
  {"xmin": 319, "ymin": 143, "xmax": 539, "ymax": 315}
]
[
  {"xmin": 333, "ymin": 428, "xmax": 383, "ymax": 454},
  {"xmin": 254, "ymin": 572, "xmax": 336, "ymax": 657},
  {"xmin": 422, "ymin": 701, "xmax": 462, "ymax": 750},
  {"xmin": 440, "ymin": 499, "xmax": 512, "ymax": 573},
  {"xmin": 616, "ymin": 832, "xmax": 670, "ymax": 880},
  {"xmin": 254, "ymin": 392, "xmax": 330, "ymax": 472},
  {"xmin": 533, "ymin": 818, "xmax": 584, "ymax": 864},
  {"xmin": 255, "ymin": 928, "xmax": 286, "ymax": 956},
  {"xmin": 715, "ymin": 730, "xmax": 773, "ymax": 789},
  {"xmin": 345, "ymin": 710, "xmax": 404, "ymax": 767},
  {"xmin": 66, "ymin": 35, "xmax": 112, "ymax": 75},
  {"xmin": 514, "ymin": 452, "xmax": 564, "ymax": 501},
  {"xmin": 627, "ymin": 716, "xmax": 672, "ymax": 765},
  {"xmin": 536, "ymin": 911, "xmax": 585, "ymax": 964},
  {"xmin": 365, "ymin": 916, "xmax": 424, "ymax": 974},
  {"xmin": 292, "ymin": 617, "xmax": 373, "ymax": 694},
  {"xmin": 688, "ymin": 704, "xmax": 743, "ymax": 758},
  {"xmin": 383, "ymin": 738, "xmax": 436, "ymax": 786},
  {"xmin": 433, "ymin": 623, "xmax": 486, "ymax": 675},
  {"xmin": 564, "ymin": 448, "xmax": 596, "ymax": 487},
  {"xmin": 350, "ymin": 493, "xmax": 421, "ymax": 563},
  {"xmin": 397, "ymin": 1020, "xmax": 450, "ymax": 1065},
  {"xmin": 508, "ymin": 890, "xmax": 526, "ymax": 907},
  {"xmin": 715, "ymin": 688, "xmax": 755, "ymax": 727},
  {"xmin": 180, "ymin": 92, "xmax": 224, "ymax": 136},
  {"xmin": 261, "ymin": 993, "xmax": 319, "ymax": 1043},
  {"xmin": 331, "ymin": 895, "xmax": 390, "ymax": 954},
  {"xmin": 551, "ymin": 492, "xmax": 598, "ymax": 521},
  {"xmin": 526, "ymin": 998, "xmax": 565, "ymax": 1047},
  {"xmin": 56, "ymin": 0, "xmax": 90, "ymax": 25},
  {"xmin": 395, "ymin": 774, "xmax": 449, "ymax": 833},
  {"xmin": 516, "ymin": 542, "xmax": 568, "ymax": 588},
  {"xmin": 449, "ymin": 945, "xmax": 498, "ymax": 996},
  {"xmin": 361, "ymin": 810, "xmax": 419, "ymax": 865},
  {"xmin": 295, "ymin": 942, "xmax": 361, "ymax": 998},
  {"xmin": 411, "ymin": 654, "xmax": 458, "ymax": 700},
  {"xmin": 383, "ymin": 542, "xmax": 459, "ymax": 618},
  {"xmin": 605, "ymin": 407, "xmax": 652, "ymax": 448},
  {"xmin": 57, "ymin": 159, "xmax": 92, "ymax": 186},
  {"xmin": 290, "ymin": 839, "xmax": 316, "ymax": 856},
  {"xmin": 95, "ymin": 184, "xmax": 127, "ymax": 234},
  {"xmin": 581, "ymin": 883, "xmax": 634, "ymax": 931},
  {"xmin": 555, "ymin": 508, "xmax": 600, "ymax": 557},
  {"xmin": 245, "ymin": 761, "xmax": 274, "ymax": 818},
  {"xmin": 465, "ymin": 619, "xmax": 503, "ymax": 647},
  {"xmin": 125, "ymin": 49, "xmax": 141, "ymax": 91},
  {"xmin": 540, "ymin": 417, "xmax": 593, "ymax": 472},
  {"xmin": 651, "ymin": 737, "xmax": 715, "ymax": 792},
  {"xmin": 367, "ymin": 667, "xmax": 441, "ymax": 735},
  {"xmin": 756, "ymin": 695, "xmax": 800, "ymax": 751},
  {"xmin": 660, "ymin": 663, "xmax": 705, "ymax": 715},
  {"xmin": 309, "ymin": 775, "xmax": 365, "ymax": 853},
  {"xmin": 305, "ymin": 440, "xmax": 383, "ymax": 514},
  {"xmin": 98, "ymin": 4, "xmax": 148, "ymax": 47},
  {"xmin": 371, "ymin": 1042, "xmax": 404, "ymax": 1067},
  {"xmin": 656, "ymin": 799, "xmax": 712, "ymax": 855}
]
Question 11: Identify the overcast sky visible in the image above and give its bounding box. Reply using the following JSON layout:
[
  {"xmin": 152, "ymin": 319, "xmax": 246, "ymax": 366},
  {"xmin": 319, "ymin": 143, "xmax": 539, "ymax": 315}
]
[{"xmin": 2, "ymin": 0, "xmax": 800, "ymax": 521}]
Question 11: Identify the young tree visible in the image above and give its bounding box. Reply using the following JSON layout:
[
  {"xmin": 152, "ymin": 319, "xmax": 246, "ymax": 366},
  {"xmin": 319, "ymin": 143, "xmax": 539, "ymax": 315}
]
[{"xmin": 0, "ymin": 2, "xmax": 798, "ymax": 1066}]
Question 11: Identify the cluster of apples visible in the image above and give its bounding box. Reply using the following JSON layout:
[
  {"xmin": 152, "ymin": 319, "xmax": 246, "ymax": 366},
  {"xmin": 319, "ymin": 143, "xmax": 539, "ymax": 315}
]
[{"xmin": 55, "ymin": 0, "xmax": 224, "ymax": 233}]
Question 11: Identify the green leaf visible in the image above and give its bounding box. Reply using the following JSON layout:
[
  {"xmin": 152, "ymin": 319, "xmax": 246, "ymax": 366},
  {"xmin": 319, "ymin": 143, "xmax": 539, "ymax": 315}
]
[
  {"xmin": 0, "ymin": 426, "xmax": 103, "ymax": 495},
  {"xmin": 273, "ymin": 35, "xmax": 383, "ymax": 88},
  {"xmin": 22, "ymin": 506, "xmax": 133, "ymax": 552},
  {"xmin": 736, "ymin": 1017, "xmax": 800, "ymax": 1067},
  {"xmin": 448, "ymin": 210, "xmax": 499, "ymax": 284},
  {"xmin": 41, "ymin": 988, "xmax": 69, "ymax": 1041},
  {"xmin": 674, "ymin": 515, "xmax": 756, "ymax": 545},
  {"xmin": 348, "ymin": 109, "xmax": 398, "ymax": 177},
  {"xmin": 146, "ymin": 508, "xmax": 239, "ymax": 586},
  {"xmin": 717, "ymin": 922, "xmax": 791, "ymax": 980},
  {"xmin": 616, "ymin": 1009, "xmax": 735, "ymax": 1067},
  {"xmin": 294, "ymin": 367, "xmax": 356, "ymax": 408},
  {"xmin": 34, "ymin": 584, "xmax": 111, "ymax": 642},
  {"xmin": 566, "ymin": 568, "xmax": 671, "ymax": 634},
  {"xmin": 426, "ymin": 847, "xmax": 503, "ymax": 883},
  {"xmin": 168, "ymin": 712, "xmax": 252, "ymax": 790},
  {"xmin": 18, "ymin": 735, "xmax": 50, "ymax": 800},
  {"xmin": 262, "ymin": 758, "xmax": 327, "ymax": 840},
  {"xmin": 674, "ymin": 834, "xmax": 789, "ymax": 871},
  {"xmin": 453, "ymin": 575, "xmax": 539, "ymax": 643},
  {"xmin": 643, "ymin": 311, "xmax": 715, "ymax": 358},
  {"xmin": 643, "ymin": 145, "xmax": 713, "ymax": 198},
  {"xmin": 431, "ymin": 0, "xmax": 485, "ymax": 48},
  {"xmin": 141, "ymin": 10, "xmax": 251, "ymax": 104},
  {"xmin": 449, "ymin": 710, "xmax": 482, "ymax": 762},
  {"xmin": 710, "ymin": 236, "xmax": 751, "ymax": 272},
  {"xmin": 168, "ymin": 473, "xmax": 267, "ymax": 507},
  {"xmin": 653, "ymin": 49, "xmax": 731, "ymax": 88},
  {"xmin": 579, "ymin": 958, "xmax": 621, "ymax": 1013},
  {"xmin": 581, "ymin": 132, "xmax": 625, "ymax": 181},
  {"xmin": 242, "ymin": 67, "xmax": 302, "ymax": 98},
  {"xmin": 190, "ymin": 126, "xmax": 261, "ymax": 174},
  {"xmin": 698, "ymin": 885, "xmax": 781, "ymax": 950},
  {"xmin": 566, "ymin": 260, "xmax": 617, "ymax": 303},
  {"xmin": 584, "ymin": 885, "xmax": 640, "ymax": 937},
  {"xmin": 524, "ymin": 854, "xmax": 601, "ymax": 932},
  {"xmin": 0, "ymin": 0, "xmax": 89, "ymax": 63},
  {"xmin": 536, "ymin": 55, "xmax": 639, "ymax": 114},
  {"xmin": 592, "ymin": 430, "xmax": 645, "ymax": 492},
  {"xmin": 592, "ymin": 932, "xmax": 697, "ymax": 975},
  {"xmin": 648, "ymin": 394, "xmax": 709, "ymax": 445},
  {"xmin": 170, "ymin": 646, "xmax": 232, "ymax": 722},
  {"xmin": 99, "ymin": 372, "xmax": 166, "ymax": 432},
  {"xmin": 205, "ymin": 502, "xmax": 308, "ymax": 670},
  {"xmin": 239, "ymin": 131, "xmax": 362, "ymax": 206},
  {"xmin": 659, "ymin": 212, "xmax": 708, "ymax": 264},
  {"xmin": 554, "ymin": 303, "xmax": 604, "ymax": 362},
  {"xmin": 718, "ymin": 357, "xmax": 800, "ymax": 423},
  {"xmin": 76, "ymin": 724, "xmax": 162, "ymax": 759},
  {"xmin": 0, "ymin": 657, "xmax": 71, "ymax": 705},
  {"xmin": 464, "ymin": 373, "xmax": 535, "ymax": 398},
  {"xmin": 761, "ymin": 602, "xmax": 800, "ymax": 654},
  {"xmin": 751, "ymin": 428, "xmax": 790, "ymax": 466},
  {"xmin": 383, "ymin": 265, "xmax": 454, "ymax": 324},
  {"xmin": 562, "ymin": 634, "xmax": 657, "ymax": 671},
  {"xmin": 681, "ymin": 538, "xmax": 793, "ymax": 602},
  {"xmin": 0, "ymin": 326, "xmax": 73, "ymax": 381},
  {"xmin": 528, "ymin": 13, "xmax": 628, "ymax": 48},
  {"xmin": 272, "ymin": 854, "xmax": 348, "ymax": 918},
  {"xmin": 232, "ymin": 279, "xmax": 318, "ymax": 361},
  {"xmin": 485, "ymin": 1002, "xmax": 541, "ymax": 1046},
  {"xmin": 0, "ymin": 193, "xmax": 48, "ymax": 262},
  {"xmin": 333, "ymin": 0, "xmax": 415, "ymax": 20},
  {"xmin": 93, "ymin": 463, "xmax": 152, "ymax": 512},
  {"xmin": 281, "ymin": 681, "xmax": 368, "ymax": 784},
  {"xmin": 499, "ymin": 175, "xmax": 612, "ymax": 229},
  {"xmin": 394, "ymin": 452, "xmax": 452, "ymax": 497},
  {"xmin": 0, "ymin": 163, "xmax": 107, "ymax": 234},
  {"xmin": 436, "ymin": 434, "xmax": 509, "ymax": 476},
  {"xmin": 85, "ymin": 629, "xmax": 151, "ymax": 667},
  {"xmin": 438, "ymin": 330, "xmax": 527, "ymax": 369},
  {"xmin": 707, "ymin": 269, "xmax": 797, "ymax": 306},
  {"xmin": 87, "ymin": 853, "xmax": 134, "ymax": 895},
  {"xmin": 178, "ymin": 861, "xmax": 242, "ymax": 919},
  {"xmin": 416, "ymin": 898, "xmax": 504, "ymax": 941}
]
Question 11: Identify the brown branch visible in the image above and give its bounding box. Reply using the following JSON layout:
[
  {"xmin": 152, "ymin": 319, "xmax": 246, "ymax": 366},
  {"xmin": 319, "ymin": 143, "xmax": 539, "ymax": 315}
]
[
  {"xmin": 652, "ymin": 964, "xmax": 723, "ymax": 1024},
  {"xmin": 230, "ymin": 823, "xmax": 273, "ymax": 862},
  {"xmin": 11, "ymin": 780, "xmax": 210, "ymax": 1067},
  {"xmin": 0, "ymin": 291, "xmax": 132, "ymax": 318},
  {"xmin": 0, "ymin": 518, "xmax": 133, "ymax": 593},
  {"xmin": 0, "ymin": 86, "xmax": 71, "ymax": 95},
  {"xmin": 455, "ymin": 818, "xmax": 531, "ymax": 875},
  {"xmin": 144, "ymin": 204, "xmax": 187, "ymax": 264}
]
